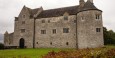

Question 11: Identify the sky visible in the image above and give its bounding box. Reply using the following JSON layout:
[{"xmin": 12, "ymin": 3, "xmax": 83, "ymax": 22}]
[{"xmin": 0, "ymin": 0, "xmax": 115, "ymax": 34}]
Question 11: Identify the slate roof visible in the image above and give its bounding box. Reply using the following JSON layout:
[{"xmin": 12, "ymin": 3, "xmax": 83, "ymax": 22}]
[
  {"xmin": 27, "ymin": 1, "xmax": 101, "ymax": 18},
  {"xmin": 37, "ymin": 5, "xmax": 79, "ymax": 18},
  {"xmin": 79, "ymin": 1, "xmax": 101, "ymax": 12},
  {"xmin": 26, "ymin": 8, "xmax": 40, "ymax": 17},
  {"xmin": 31, "ymin": 8, "xmax": 40, "ymax": 16}
]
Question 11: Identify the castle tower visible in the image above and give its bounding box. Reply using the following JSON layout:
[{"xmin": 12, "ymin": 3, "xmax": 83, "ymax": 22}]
[
  {"xmin": 77, "ymin": 0, "xmax": 104, "ymax": 49},
  {"xmin": 4, "ymin": 31, "xmax": 9, "ymax": 46}
]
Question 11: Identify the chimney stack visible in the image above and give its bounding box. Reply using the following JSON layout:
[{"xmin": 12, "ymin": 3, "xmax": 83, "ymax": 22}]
[
  {"xmin": 79, "ymin": 0, "xmax": 85, "ymax": 7},
  {"xmin": 88, "ymin": 0, "xmax": 93, "ymax": 3}
]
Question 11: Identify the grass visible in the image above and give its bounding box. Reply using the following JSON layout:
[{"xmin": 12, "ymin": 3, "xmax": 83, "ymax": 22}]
[
  {"xmin": 0, "ymin": 48, "xmax": 60, "ymax": 58},
  {"xmin": 0, "ymin": 45, "xmax": 115, "ymax": 58}
]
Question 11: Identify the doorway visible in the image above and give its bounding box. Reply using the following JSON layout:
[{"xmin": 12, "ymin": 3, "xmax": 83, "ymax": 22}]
[{"xmin": 19, "ymin": 38, "xmax": 25, "ymax": 48}]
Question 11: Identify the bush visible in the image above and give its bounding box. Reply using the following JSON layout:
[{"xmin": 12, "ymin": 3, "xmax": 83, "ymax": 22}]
[
  {"xmin": 43, "ymin": 48, "xmax": 115, "ymax": 58},
  {"xmin": 0, "ymin": 43, "xmax": 4, "ymax": 49}
]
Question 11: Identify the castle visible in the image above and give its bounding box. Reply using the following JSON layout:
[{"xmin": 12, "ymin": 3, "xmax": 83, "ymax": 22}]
[{"xmin": 4, "ymin": 0, "xmax": 104, "ymax": 49}]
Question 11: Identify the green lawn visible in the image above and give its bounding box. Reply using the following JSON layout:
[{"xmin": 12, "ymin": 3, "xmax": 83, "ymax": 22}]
[
  {"xmin": 0, "ymin": 45, "xmax": 115, "ymax": 58},
  {"xmin": 0, "ymin": 48, "xmax": 61, "ymax": 58}
]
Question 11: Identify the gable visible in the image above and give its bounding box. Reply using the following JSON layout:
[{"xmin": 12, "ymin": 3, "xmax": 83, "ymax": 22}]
[
  {"xmin": 18, "ymin": 6, "xmax": 30, "ymax": 18},
  {"xmin": 19, "ymin": 1, "xmax": 101, "ymax": 19}
]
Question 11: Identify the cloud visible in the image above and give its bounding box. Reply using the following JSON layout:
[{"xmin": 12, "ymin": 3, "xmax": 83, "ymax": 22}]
[{"xmin": 0, "ymin": 0, "xmax": 115, "ymax": 34}]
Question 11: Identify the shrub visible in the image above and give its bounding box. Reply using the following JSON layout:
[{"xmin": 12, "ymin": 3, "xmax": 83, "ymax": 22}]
[
  {"xmin": 0, "ymin": 43, "xmax": 4, "ymax": 49},
  {"xmin": 43, "ymin": 48, "xmax": 115, "ymax": 58}
]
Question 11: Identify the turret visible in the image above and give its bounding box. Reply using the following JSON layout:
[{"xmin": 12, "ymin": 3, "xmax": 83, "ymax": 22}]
[
  {"xmin": 4, "ymin": 31, "xmax": 9, "ymax": 45},
  {"xmin": 77, "ymin": 0, "xmax": 104, "ymax": 49},
  {"xmin": 4, "ymin": 31, "xmax": 8, "ymax": 35}
]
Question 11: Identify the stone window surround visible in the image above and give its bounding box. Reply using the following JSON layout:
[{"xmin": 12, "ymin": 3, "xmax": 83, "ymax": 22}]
[
  {"xmin": 52, "ymin": 29, "xmax": 56, "ymax": 34},
  {"xmin": 42, "ymin": 20, "xmax": 45, "ymax": 23},
  {"xmin": 22, "ymin": 15, "xmax": 26, "ymax": 18},
  {"xmin": 63, "ymin": 28, "xmax": 69, "ymax": 33},
  {"xmin": 40, "ymin": 28, "xmax": 70, "ymax": 35},
  {"xmin": 96, "ymin": 14, "xmax": 100, "ymax": 19},
  {"xmin": 41, "ymin": 30, "xmax": 46, "ymax": 34},
  {"xmin": 64, "ymin": 16, "xmax": 68, "ymax": 20},
  {"xmin": 21, "ymin": 29, "xmax": 25, "ymax": 33},
  {"xmin": 22, "ymin": 21, "xmax": 25, "ymax": 24},
  {"xmin": 48, "ymin": 20, "xmax": 50, "ymax": 23},
  {"xmin": 96, "ymin": 28, "xmax": 101, "ymax": 32}
]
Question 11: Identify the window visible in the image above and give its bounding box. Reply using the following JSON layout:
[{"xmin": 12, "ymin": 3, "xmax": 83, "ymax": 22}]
[
  {"xmin": 23, "ymin": 15, "xmax": 25, "ymax": 18},
  {"xmin": 41, "ymin": 30, "xmax": 46, "ymax": 34},
  {"xmin": 36, "ymin": 42, "xmax": 38, "ymax": 44},
  {"xmin": 22, "ymin": 21, "xmax": 25, "ymax": 24},
  {"xmin": 81, "ymin": 17, "xmax": 83, "ymax": 20},
  {"xmin": 42, "ymin": 20, "xmax": 45, "ymax": 23},
  {"xmin": 15, "ymin": 17, "xmax": 18, "ymax": 21},
  {"xmin": 81, "ymin": 17, "xmax": 85, "ymax": 21},
  {"xmin": 48, "ymin": 20, "xmax": 50, "ymax": 23},
  {"xmin": 63, "ymin": 28, "xmax": 69, "ymax": 33},
  {"xmin": 21, "ymin": 29, "xmax": 25, "ymax": 33},
  {"xmin": 52, "ymin": 29, "xmax": 56, "ymax": 34},
  {"xmin": 74, "ymin": 20, "xmax": 76, "ymax": 23},
  {"xmin": 64, "ymin": 16, "xmax": 68, "ymax": 20},
  {"xmin": 96, "ymin": 15, "xmax": 100, "ymax": 19},
  {"xmin": 66, "ymin": 42, "xmax": 69, "ymax": 45},
  {"xmin": 96, "ymin": 28, "xmax": 101, "ymax": 32}
]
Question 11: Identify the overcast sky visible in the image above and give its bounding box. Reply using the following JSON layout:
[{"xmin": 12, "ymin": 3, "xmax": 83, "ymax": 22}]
[{"xmin": 0, "ymin": 0, "xmax": 115, "ymax": 34}]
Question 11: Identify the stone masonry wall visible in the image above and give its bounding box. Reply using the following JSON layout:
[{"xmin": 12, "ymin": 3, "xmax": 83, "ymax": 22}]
[
  {"xmin": 4, "ymin": 33, "xmax": 14, "ymax": 46},
  {"xmin": 35, "ymin": 15, "xmax": 77, "ymax": 48},
  {"xmin": 77, "ymin": 10, "xmax": 104, "ymax": 49},
  {"xmin": 13, "ymin": 7, "xmax": 34, "ymax": 48}
]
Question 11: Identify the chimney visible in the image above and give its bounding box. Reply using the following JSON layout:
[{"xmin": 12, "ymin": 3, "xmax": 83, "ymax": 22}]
[
  {"xmin": 88, "ymin": 0, "xmax": 93, "ymax": 3},
  {"xmin": 79, "ymin": 0, "xmax": 85, "ymax": 7}
]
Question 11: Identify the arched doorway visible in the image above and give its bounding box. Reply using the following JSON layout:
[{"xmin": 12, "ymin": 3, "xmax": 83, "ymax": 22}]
[{"xmin": 19, "ymin": 38, "xmax": 25, "ymax": 48}]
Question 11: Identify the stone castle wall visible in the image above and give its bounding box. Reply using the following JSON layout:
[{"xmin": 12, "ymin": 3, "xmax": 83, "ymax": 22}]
[
  {"xmin": 13, "ymin": 7, "xmax": 34, "ymax": 48},
  {"xmin": 4, "ymin": 2, "xmax": 104, "ymax": 49},
  {"xmin": 77, "ymin": 10, "xmax": 104, "ymax": 49},
  {"xmin": 4, "ymin": 33, "xmax": 14, "ymax": 46},
  {"xmin": 35, "ymin": 15, "xmax": 77, "ymax": 48}
]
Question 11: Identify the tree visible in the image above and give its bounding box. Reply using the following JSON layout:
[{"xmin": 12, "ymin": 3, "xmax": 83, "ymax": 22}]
[
  {"xmin": 103, "ymin": 27, "xmax": 115, "ymax": 45},
  {"xmin": 0, "ymin": 43, "xmax": 4, "ymax": 49}
]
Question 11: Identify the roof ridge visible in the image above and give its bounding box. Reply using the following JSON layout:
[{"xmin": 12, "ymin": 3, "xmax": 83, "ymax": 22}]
[{"xmin": 43, "ymin": 5, "xmax": 79, "ymax": 11}]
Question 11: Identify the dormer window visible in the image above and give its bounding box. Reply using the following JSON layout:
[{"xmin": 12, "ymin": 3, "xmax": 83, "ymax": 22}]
[{"xmin": 64, "ymin": 16, "xmax": 68, "ymax": 20}]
